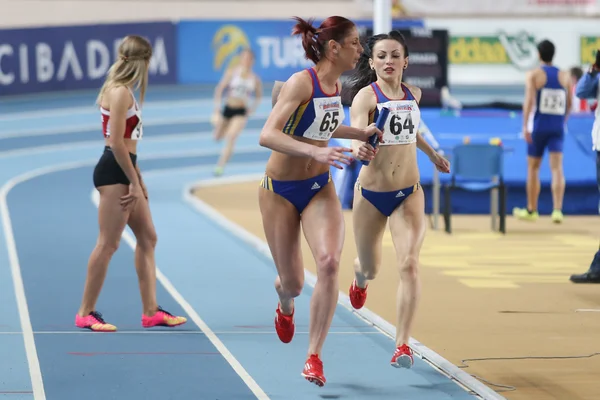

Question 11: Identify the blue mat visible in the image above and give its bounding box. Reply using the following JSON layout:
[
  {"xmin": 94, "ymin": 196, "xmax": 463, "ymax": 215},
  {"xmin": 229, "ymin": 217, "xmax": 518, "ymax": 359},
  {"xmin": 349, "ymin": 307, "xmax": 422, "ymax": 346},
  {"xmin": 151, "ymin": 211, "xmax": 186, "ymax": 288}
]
[{"xmin": 334, "ymin": 107, "xmax": 598, "ymax": 215}]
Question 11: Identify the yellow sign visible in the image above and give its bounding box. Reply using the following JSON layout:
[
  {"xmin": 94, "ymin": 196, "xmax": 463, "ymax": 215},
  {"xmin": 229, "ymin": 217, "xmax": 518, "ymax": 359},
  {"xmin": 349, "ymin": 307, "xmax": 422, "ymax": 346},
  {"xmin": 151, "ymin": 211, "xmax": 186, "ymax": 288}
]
[
  {"xmin": 212, "ymin": 25, "xmax": 250, "ymax": 71},
  {"xmin": 580, "ymin": 36, "xmax": 600, "ymax": 65},
  {"xmin": 449, "ymin": 37, "xmax": 510, "ymax": 65},
  {"xmin": 448, "ymin": 32, "xmax": 539, "ymax": 71}
]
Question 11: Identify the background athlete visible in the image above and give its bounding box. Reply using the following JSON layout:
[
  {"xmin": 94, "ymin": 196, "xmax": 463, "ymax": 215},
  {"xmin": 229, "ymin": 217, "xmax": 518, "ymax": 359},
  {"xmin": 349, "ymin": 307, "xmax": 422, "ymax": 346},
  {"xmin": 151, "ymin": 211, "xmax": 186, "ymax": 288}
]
[
  {"xmin": 514, "ymin": 39, "xmax": 572, "ymax": 223},
  {"xmin": 212, "ymin": 48, "xmax": 263, "ymax": 176},
  {"xmin": 75, "ymin": 35, "xmax": 187, "ymax": 332}
]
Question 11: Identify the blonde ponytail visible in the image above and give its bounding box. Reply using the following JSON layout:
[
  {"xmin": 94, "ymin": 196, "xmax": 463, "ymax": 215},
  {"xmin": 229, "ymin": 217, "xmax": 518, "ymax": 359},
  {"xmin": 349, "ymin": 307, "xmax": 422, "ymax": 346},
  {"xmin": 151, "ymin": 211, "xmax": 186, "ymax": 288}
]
[{"xmin": 96, "ymin": 35, "xmax": 153, "ymax": 106}]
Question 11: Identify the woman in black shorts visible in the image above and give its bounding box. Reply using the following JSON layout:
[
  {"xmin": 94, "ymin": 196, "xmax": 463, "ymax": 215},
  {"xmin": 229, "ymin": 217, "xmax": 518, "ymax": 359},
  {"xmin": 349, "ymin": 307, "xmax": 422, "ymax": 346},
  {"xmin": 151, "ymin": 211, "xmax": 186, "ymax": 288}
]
[
  {"xmin": 75, "ymin": 35, "xmax": 187, "ymax": 332},
  {"xmin": 211, "ymin": 48, "xmax": 263, "ymax": 176}
]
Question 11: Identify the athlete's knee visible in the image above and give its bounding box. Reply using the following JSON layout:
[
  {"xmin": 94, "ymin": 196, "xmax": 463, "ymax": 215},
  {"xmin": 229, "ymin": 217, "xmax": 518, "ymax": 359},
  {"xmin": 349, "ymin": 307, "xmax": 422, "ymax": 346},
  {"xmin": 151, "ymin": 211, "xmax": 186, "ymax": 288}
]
[
  {"xmin": 549, "ymin": 155, "xmax": 564, "ymax": 175},
  {"xmin": 316, "ymin": 252, "xmax": 340, "ymax": 279},
  {"xmin": 137, "ymin": 227, "xmax": 157, "ymax": 250},
  {"xmin": 96, "ymin": 237, "xmax": 120, "ymax": 256},
  {"xmin": 550, "ymin": 165, "xmax": 564, "ymax": 176},
  {"xmin": 528, "ymin": 161, "xmax": 541, "ymax": 172},
  {"xmin": 398, "ymin": 255, "xmax": 419, "ymax": 281}
]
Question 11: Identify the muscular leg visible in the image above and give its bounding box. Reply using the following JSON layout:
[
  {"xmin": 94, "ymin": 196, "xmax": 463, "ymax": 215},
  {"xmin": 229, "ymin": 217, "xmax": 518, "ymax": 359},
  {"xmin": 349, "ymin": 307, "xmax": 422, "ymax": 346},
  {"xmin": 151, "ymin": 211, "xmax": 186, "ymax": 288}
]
[
  {"xmin": 300, "ymin": 184, "xmax": 345, "ymax": 357},
  {"xmin": 526, "ymin": 156, "xmax": 542, "ymax": 212},
  {"xmin": 216, "ymin": 115, "xmax": 248, "ymax": 170},
  {"xmin": 351, "ymin": 186, "xmax": 389, "ymax": 288},
  {"xmin": 127, "ymin": 196, "xmax": 159, "ymax": 315},
  {"xmin": 213, "ymin": 115, "xmax": 230, "ymax": 141},
  {"xmin": 549, "ymin": 151, "xmax": 565, "ymax": 212},
  {"xmin": 258, "ymin": 187, "xmax": 304, "ymax": 315},
  {"xmin": 78, "ymin": 185, "xmax": 129, "ymax": 316},
  {"xmin": 388, "ymin": 189, "xmax": 426, "ymax": 348}
]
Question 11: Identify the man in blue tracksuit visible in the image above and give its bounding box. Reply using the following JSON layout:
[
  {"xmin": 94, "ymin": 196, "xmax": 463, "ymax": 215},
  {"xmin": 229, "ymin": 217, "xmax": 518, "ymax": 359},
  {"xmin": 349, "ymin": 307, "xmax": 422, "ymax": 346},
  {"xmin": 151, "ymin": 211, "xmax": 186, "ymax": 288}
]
[{"xmin": 571, "ymin": 62, "xmax": 600, "ymax": 283}]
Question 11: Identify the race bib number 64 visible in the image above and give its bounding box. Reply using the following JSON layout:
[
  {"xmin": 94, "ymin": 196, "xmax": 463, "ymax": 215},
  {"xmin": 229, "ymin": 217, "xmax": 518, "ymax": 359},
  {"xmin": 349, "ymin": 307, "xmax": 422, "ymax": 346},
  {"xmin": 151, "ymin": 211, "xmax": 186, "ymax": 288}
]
[{"xmin": 380, "ymin": 109, "xmax": 419, "ymax": 145}]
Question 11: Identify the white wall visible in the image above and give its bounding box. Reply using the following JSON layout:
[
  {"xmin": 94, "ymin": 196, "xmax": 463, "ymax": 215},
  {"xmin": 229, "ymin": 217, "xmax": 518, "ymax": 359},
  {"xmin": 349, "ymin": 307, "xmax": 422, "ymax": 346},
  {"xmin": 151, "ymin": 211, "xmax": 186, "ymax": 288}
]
[{"xmin": 0, "ymin": 0, "xmax": 364, "ymax": 29}]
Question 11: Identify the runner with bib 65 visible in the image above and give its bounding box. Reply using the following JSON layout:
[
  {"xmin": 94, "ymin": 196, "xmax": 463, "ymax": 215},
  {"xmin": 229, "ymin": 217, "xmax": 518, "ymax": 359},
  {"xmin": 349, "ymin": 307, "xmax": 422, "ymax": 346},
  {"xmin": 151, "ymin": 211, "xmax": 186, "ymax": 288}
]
[{"xmin": 258, "ymin": 16, "xmax": 382, "ymax": 387}]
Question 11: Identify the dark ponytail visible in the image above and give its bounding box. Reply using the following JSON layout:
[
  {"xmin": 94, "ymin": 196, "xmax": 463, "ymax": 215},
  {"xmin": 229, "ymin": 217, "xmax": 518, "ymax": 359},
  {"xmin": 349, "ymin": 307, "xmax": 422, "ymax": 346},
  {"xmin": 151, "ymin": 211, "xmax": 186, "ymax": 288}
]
[
  {"xmin": 343, "ymin": 30, "xmax": 409, "ymax": 103},
  {"xmin": 292, "ymin": 16, "xmax": 357, "ymax": 65}
]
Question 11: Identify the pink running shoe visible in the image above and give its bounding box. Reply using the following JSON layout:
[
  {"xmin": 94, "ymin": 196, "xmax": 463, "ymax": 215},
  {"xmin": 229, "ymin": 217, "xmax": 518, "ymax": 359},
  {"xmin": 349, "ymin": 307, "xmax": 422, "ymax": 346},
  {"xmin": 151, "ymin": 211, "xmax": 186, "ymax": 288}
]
[
  {"xmin": 75, "ymin": 311, "xmax": 117, "ymax": 332},
  {"xmin": 142, "ymin": 306, "xmax": 187, "ymax": 328}
]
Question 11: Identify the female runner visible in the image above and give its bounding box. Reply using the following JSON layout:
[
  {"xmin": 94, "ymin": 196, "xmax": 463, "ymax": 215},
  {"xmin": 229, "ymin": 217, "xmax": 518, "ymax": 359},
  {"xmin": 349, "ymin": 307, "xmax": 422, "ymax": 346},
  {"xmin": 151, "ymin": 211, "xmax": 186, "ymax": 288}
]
[
  {"xmin": 212, "ymin": 48, "xmax": 263, "ymax": 176},
  {"xmin": 258, "ymin": 16, "xmax": 382, "ymax": 386},
  {"xmin": 344, "ymin": 31, "xmax": 450, "ymax": 368},
  {"xmin": 75, "ymin": 35, "xmax": 187, "ymax": 332}
]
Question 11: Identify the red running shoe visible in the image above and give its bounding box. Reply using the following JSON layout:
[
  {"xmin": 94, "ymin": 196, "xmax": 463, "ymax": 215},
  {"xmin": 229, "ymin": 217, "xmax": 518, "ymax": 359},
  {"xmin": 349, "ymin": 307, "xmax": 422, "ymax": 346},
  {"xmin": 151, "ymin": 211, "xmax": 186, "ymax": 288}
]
[
  {"xmin": 302, "ymin": 354, "xmax": 326, "ymax": 387},
  {"xmin": 390, "ymin": 344, "xmax": 414, "ymax": 369},
  {"xmin": 349, "ymin": 279, "xmax": 368, "ymax": 309},
  {"xmin": 274, "ymin": 303, "xmax": 295, "ymax": 343}
]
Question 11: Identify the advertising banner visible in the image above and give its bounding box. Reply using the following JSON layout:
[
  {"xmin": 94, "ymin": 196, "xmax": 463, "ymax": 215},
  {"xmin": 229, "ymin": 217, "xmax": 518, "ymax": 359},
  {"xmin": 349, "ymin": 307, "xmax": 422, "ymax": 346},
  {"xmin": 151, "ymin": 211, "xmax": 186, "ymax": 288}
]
[
  {"xmin": 0, "ymin": 22, "xmax": 177, "ymax": 96},
  {"xmin": 176, "ymin": 19, "xmax": 424, "ymax": 85},
  {"xmin": 425, "ymin": 18, "xmax": 600, "ymax": 86},
  {"xmin": 402, "ymin": 0, "xmax": 599, "ymax": 16}
]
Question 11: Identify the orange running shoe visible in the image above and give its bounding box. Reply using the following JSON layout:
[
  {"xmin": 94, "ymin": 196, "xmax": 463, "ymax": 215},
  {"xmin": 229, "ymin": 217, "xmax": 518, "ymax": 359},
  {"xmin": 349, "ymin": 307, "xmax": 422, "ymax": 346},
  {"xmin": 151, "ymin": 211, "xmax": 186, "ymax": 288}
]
[
  {"xmin": 274, "ymin": 303, "xmax": 295, "ymax": 343},
  {"xmin": 302, "ymin": 354, "xmax": 326, "ymax": 387},
  {"xmin": 390, "ymin": 344, "xmax": 414, "ymax": 369},
  {"xmin": 349, "ymin": 279, "xmax": 368, "ymax": 309}
]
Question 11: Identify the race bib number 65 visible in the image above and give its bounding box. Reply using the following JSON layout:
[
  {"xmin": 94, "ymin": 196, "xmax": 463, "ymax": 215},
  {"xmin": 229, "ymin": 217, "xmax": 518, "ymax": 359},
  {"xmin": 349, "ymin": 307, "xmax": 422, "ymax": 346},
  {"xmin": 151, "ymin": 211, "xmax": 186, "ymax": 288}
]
[{"xmin": 303, "ymin": 96, "xmax": 345, "ymax": 141}]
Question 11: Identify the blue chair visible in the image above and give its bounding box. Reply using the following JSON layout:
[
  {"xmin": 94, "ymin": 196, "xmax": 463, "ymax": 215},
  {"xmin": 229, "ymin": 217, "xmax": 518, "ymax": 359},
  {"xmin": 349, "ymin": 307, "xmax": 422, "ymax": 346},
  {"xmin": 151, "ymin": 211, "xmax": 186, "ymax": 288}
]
[{"xmin": 443, "ymin": 143, "xmax": 506, "ymax": 234}]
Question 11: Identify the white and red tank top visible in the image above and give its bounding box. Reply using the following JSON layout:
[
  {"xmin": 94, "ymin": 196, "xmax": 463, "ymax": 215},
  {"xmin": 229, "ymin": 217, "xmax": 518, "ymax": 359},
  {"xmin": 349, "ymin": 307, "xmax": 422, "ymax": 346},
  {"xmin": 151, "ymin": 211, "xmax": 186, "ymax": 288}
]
[{"xmin": 100, "ymin": 89, "xmax": 143, "ymax": 140}]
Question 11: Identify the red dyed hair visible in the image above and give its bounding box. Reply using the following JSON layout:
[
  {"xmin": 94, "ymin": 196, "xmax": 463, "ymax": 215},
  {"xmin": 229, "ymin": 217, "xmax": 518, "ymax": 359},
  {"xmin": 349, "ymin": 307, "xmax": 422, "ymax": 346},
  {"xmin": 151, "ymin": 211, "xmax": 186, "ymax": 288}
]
[{"xmin": 291, "ymin": 16, "xmax": 356, "ymax": 64}]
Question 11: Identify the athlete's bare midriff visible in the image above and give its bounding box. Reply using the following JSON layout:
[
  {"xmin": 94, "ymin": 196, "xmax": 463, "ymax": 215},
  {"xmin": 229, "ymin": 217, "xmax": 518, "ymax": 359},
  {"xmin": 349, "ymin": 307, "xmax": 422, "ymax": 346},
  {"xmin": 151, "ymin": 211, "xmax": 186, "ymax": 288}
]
[
  {"xmin": 105, "ymin": 138, "xmax": 138, "ymax": 155},
  {"xmin": 357, "ymin": 143, "xmax": 419, "ymax": 191},
  {"xmin": 225, "ymin": 97, "xmax": 248, "ymax": 109},
  {"xmin": 264, "ymin": 135, "xmax": 331, "ymax": 181}
]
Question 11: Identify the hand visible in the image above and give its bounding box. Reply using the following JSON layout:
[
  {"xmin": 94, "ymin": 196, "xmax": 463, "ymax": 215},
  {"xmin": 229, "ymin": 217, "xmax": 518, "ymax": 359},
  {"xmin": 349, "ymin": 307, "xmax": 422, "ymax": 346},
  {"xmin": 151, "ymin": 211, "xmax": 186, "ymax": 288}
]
[
  {"xmin": 356, "ymin": 142, "xmax": 378, "ymax": 162},
  {"xmin": 120, "ymin": 183, "xmax": 144, "ymax": 211},
  {"xmin": 140, "ymin": 180, "xmax": 148, "ymax": 200},
  {"xmin": 523, "ymin": 129, "xmax": 532, "ymax": 144},
  {"xmin": 210, "ymin": 110, "xmax": 221, "ymax": 129},
  {"xmin": 430, "ymin": 153, "xmax": 450, "ymax": 173},
  {"xmin": 360, "ymin": 123, "xmax": 383, "ymax": 142},
  {"xmin": 312, "ymin": 146, "xmax": 354, "ymax": 170}
]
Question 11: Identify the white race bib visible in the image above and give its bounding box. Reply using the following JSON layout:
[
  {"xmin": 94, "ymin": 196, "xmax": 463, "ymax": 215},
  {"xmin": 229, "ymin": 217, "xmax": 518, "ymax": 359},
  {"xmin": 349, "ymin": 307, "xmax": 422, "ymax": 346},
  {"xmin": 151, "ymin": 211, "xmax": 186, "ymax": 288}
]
[
  {"xmin": 132, "ymin": 119, "xmax": 143, "ymax": 140},
  {"xmin": 230, "ymin": 85, "xmax": 250, "ymax": 99},
  {"xmin": 378, "ymin": 100, "xmax": 420, "ymax": 146},
  {"xmin": 539, "ymin": 88, "xmax": 566, "ymax": 116},
  {"xmin": 131, "ymin": 102, "xmax": 143, "ymax": 141},
  {"xmin": 302, "ymin": 96, "xmax": 345, "ymax": 141}
]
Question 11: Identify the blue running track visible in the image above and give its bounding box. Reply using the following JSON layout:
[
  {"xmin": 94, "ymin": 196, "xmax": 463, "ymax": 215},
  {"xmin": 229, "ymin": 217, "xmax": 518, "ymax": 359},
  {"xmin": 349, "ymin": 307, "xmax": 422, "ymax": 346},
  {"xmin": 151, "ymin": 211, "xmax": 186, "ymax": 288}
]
[{"xmin": 0, "ymin": 85, "xmax": 504, "ymax": 400}]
